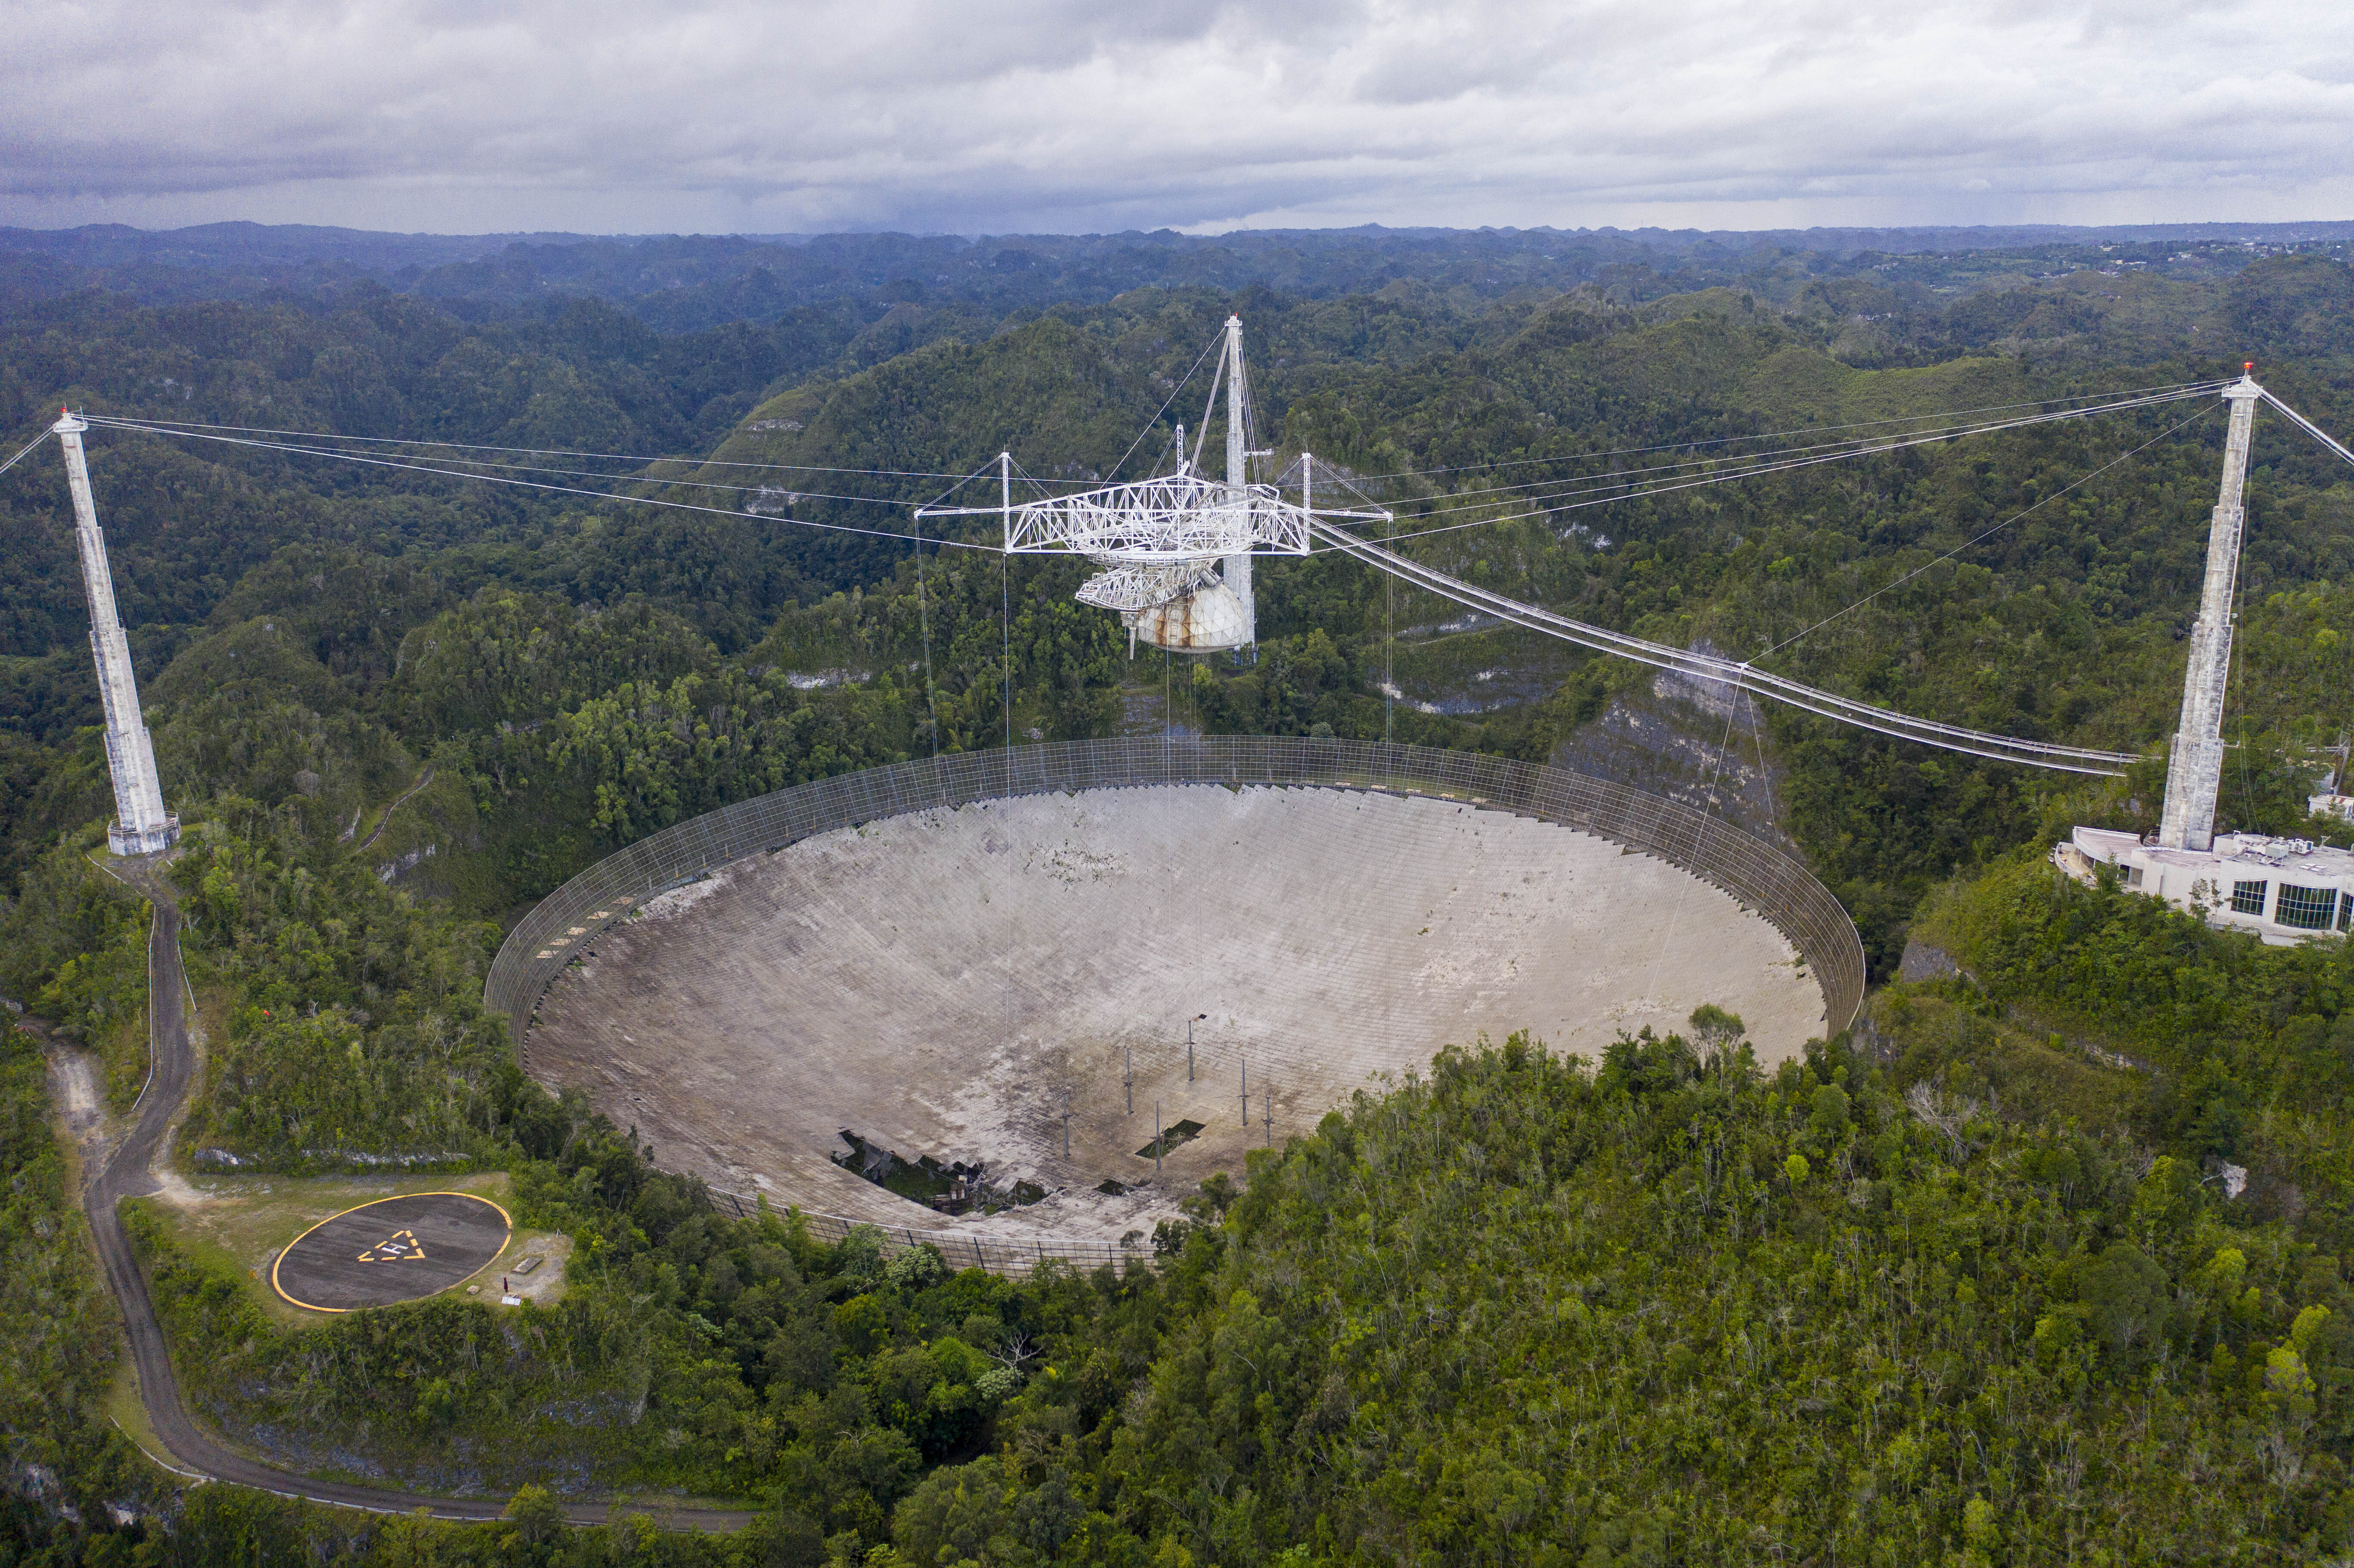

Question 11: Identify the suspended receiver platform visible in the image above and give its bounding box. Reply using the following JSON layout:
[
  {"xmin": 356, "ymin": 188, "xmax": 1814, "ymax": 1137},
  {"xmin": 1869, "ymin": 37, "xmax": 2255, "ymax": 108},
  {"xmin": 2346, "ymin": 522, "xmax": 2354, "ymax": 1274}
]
[
  {"xmin": 1005, "ymin": 469, "xmax": 1311, "ymax": 564},
  {"xmin": 922, "ymin": 316, "xmax": 1381, "ymax": 652}
]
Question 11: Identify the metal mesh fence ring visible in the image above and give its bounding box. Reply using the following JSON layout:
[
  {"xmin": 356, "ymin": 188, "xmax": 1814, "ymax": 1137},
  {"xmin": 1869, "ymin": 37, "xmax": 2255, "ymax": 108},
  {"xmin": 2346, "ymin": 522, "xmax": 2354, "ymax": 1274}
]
[
  {"xmin": 486, "ymin": 737, "xmax": 1862, "ymax": 1045},
  {"xmin": 485, "ymin": 740, "xmax": 1864, "ymax": 1272}
]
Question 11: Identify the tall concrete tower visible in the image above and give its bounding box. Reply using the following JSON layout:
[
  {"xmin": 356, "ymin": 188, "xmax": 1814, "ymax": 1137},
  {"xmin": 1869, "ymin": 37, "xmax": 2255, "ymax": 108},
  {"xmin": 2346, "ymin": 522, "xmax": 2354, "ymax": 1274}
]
[
  {"xmin": 1219, "ymin": 313, "xmax": 1255, "ymax": 647},
  {"xmin": 53, "ymin": 412, "xmax": 177, "ymax": 856},
  {"xmin": 2155, "ymin": 371, "xmax": 2264, "ymax": 851}
]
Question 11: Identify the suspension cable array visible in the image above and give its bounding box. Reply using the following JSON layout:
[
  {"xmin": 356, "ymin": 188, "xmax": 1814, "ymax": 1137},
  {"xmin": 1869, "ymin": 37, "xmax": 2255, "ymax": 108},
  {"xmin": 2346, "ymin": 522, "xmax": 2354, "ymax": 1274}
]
[
  {"xmin": 1308, "ymin": 517, "xmax": 2140, "ymax": 775},
  {"xmin": 23, "ymin": 355, "xmax": 2354, "ymax": 783},
  {"xmin": 1324, "ymin": 382, "xmax": 2236, "ymax": 547},
  {"xmin": 74, "ymin": 411, "xmax": 1001, "ymax": 551}
]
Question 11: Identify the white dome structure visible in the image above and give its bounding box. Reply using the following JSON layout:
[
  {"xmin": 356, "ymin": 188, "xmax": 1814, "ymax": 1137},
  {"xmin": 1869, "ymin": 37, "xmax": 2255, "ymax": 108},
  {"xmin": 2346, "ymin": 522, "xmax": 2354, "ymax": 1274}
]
[{"xmin": 1125, "ymin": 580, "xmax": 1249, "ymax": 651}]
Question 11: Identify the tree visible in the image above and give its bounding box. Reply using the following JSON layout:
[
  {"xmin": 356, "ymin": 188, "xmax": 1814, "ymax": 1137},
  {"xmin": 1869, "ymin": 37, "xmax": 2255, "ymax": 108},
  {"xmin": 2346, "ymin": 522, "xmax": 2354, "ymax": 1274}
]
[
  {"xmin": 501, "ymin": 1484, "xmax": 564, "ymax": 1563},
  {"xmin": 2080, "ymin": 1242, "xmax": 2169, "ymax": 1366},
  {"xmin": 745, "ymin": 1503, "xmax": 827, "ymax": 1568}
]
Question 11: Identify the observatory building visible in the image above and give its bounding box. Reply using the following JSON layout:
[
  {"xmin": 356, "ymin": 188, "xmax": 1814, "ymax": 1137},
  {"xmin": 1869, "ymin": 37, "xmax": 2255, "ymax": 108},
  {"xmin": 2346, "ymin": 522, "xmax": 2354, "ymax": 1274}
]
[
  {"xmin": 2059, "ymin": 827, "xmax": 2354, "ymax": 943},
  {"xmin": 53, "ymin": 411, "xmax": 177, "ymax": 857},
  {"xmin": 2059, "ymin": 369, "xmax": 2354, "ymax": 943}
]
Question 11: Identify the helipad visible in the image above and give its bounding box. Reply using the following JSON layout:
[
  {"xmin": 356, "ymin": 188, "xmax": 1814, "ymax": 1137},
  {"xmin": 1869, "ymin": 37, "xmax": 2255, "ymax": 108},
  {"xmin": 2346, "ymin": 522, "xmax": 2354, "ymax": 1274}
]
[{"xmin": 270, "ymin": 1192, "xmax": 513, "ymax": 1313}]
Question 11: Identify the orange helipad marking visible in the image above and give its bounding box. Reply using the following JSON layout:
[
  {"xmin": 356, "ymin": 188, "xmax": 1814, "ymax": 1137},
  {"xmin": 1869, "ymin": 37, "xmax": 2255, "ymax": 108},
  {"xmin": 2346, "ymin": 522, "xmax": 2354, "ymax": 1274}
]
[{"xmin": 355, "ymin": 1229, "xmax": 428, "ymax": 1262}]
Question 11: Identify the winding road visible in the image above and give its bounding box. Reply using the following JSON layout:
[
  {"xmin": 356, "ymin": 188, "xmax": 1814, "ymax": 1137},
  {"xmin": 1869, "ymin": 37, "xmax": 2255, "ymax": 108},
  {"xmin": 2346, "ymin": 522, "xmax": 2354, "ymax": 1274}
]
[
  {"xmin": 354, "ymin": 765, "xmax": 435, "ymax": 852},
  {"xmin": 81, "ymin": 857, "xmax": 754, "ymax": 1531}
]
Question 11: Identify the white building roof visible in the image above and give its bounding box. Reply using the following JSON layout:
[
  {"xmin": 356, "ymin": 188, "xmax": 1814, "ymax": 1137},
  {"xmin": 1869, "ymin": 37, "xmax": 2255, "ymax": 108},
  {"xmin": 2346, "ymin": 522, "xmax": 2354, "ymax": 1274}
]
[
  {"xmin": 2065, "ymin": 826, "xmax": 2354, "ymax": 945},
  {"xmin": 2073, "ymin": 824, "xmax": 2354, "ymax": 880}
]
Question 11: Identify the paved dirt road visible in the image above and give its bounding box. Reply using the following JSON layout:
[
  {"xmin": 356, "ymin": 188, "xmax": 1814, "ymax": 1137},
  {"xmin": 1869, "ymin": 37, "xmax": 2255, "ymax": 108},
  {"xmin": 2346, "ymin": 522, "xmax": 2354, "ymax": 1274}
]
[{"xmin": 80, "ymin": 859, "xmax": 753, "ymax": 1531}]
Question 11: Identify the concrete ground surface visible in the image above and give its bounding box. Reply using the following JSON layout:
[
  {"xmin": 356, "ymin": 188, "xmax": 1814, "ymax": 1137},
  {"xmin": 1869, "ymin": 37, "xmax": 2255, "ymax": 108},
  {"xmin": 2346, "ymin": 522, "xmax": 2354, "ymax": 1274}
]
[
  {"xmin": 478, "ymin": 1231, "xmax": 571, "ymax": 1307},
  {"xmin": 528, "ymin": 784, "xmax": 1826, "ymax": 1240}
]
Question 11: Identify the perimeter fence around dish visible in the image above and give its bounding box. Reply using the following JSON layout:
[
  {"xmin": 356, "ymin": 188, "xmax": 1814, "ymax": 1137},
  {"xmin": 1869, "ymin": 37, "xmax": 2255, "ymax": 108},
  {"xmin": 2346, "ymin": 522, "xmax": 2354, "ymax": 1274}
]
[
  {"xmin": 699, "ymin": 1189, "xmax": 1147, "ymax": 1280},
  {"xmin": 487, "ymin": 735, "xmax": 1862, "ymax": 1037},
  {"xmin": 484, "ymin": 735, "xmax": 1866, "ymax": 1273}
]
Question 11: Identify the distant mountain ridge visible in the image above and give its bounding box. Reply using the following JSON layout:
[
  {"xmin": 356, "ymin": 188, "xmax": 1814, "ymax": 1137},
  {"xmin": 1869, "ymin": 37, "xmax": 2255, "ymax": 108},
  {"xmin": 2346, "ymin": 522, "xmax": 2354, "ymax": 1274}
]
[
  {"xmin": 5, "ymin": 218, "xmax": 2349, "ymax": 334},
  {"xmin": 12, "ymin": 216, "xmax": 2354, "ymax": 263}
]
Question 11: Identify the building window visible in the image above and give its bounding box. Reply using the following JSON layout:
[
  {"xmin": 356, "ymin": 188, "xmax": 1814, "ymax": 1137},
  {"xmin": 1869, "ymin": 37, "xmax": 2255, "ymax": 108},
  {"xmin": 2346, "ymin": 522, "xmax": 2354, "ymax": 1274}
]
[
  {"xmin": 2341, "ymin": 893, "xmax": 2353, "ymax": 933},
  {"xmin": 2125, "ymin": 865, "xmax": 2145, "ymax": 888},
  {"xmin": 2231, "ymin": 880, "xmax": 2269, "ymax": 916},
  {"xmin": 2277, "ymin": 884, "xmax": 2338, "ymax": 930}
]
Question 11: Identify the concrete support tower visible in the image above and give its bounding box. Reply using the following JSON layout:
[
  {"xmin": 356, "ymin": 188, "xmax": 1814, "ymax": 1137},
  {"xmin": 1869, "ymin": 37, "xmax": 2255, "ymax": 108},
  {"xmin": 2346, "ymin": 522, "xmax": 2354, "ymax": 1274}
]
[
  {"xmin": 53, "ymin": 412, "xmax": 177, "ymax": 856},
  {"xmin": 2156, "ymin": 371, "xmax": 2265, "ymax": 851},
  {"xmin": 1219, "ymin": 314, "xmax": 1255, "ymax": 646}
]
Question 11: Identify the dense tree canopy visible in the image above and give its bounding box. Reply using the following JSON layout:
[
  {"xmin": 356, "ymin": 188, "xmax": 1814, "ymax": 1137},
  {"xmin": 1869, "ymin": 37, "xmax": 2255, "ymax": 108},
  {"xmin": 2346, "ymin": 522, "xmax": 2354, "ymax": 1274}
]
[{"xmin": 5, "ymin": 232, "xmax": 2354, "ymax": 1563}]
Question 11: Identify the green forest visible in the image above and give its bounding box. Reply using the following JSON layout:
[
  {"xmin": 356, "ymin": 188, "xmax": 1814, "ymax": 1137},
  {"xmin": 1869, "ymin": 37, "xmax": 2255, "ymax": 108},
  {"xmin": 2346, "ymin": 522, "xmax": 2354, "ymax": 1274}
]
[{"xmin": 5, "ymin": 223, "xmax": 2354, "ymax": 1564}]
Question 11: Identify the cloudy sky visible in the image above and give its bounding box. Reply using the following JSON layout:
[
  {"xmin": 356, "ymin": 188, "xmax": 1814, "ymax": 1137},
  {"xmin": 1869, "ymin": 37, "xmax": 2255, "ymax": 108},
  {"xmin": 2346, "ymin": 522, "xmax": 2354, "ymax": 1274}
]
[{"xmin": 5, "ymin": 0, "xmax": 2350, "ymax": 236}]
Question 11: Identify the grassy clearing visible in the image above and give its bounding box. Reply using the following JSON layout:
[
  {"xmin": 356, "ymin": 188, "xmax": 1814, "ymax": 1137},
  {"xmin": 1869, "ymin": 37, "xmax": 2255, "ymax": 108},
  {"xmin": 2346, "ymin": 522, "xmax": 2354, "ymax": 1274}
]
[
  {"xmin": 39, "ymin": 1036, "xmax": 98, "ymax": 1191},
  {"xmin": 482, "ymin": 1231, "xmax": 571, "ymax": 1307},
  {"xmin": 38, "ymin": 852, "xmax": 156, "ymax": 1114},
  {"xmin": 137, "ymin": 1169, "xmax": 532, "ymax": 1327},
  {"xmin": 189, "ymin": 982, "xmax": 234, "ymax": 1044},
  {"xmin": 1388, "ymin": 620, "xmax": 1580, "ymax": 712}
]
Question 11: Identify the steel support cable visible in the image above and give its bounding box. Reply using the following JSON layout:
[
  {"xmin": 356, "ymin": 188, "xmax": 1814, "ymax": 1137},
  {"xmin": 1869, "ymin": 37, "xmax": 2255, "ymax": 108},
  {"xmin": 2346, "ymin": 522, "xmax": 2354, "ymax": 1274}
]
[
  {"xmin": 1317, "ymin": 415, "xmax": 2129, "ymax": 549},
  {"xmin": 1401, "ymin": 392, "xmax": 2231, "ymax": 508},
  {"xmin": 1332, "ymin": 383, "xmax": 2232, "ymax": 515},
  {"xmin": 84, "ymin": 417, "xmax": 1002, "ymax": 552},
  {"xmin": 1008, "ymin": 456, "xmax": 1063, "ymax": 503},
  {"xmin": 931, "ymin": 457, "xmax": 1111, "ymax": 553},
  {"xmin": 120, "ymin": 402, "xmax": 2085, "ymax": 529},
  {"xmin": 2260, "ymin": 389, "xmax": 2354, "ymax": 473},
  {"xmin": 1293, "ymin": 386, "xmax": 2217, "ymax": 532},
  {"xmin": 1108, "ymin": 329, "xmax": 1225, "ymax": 483},
  {"xmin": 1313, "ymin": 394, "xmax": 2210, "ymax": 772},
  {"xmin": 1327, "ymin": 400, "xmax": 2222, "ymax": 553},
  {"xmin": 91, "ymin": 416, "xmax": 1007, "ymax": 513},
  {"xmin": 1353, "ymin": 427, "xmax": 1993, "ymax": 510},
  {"xmin": 1234, "ymin": 336, "xmax": 1266, "ymax": 470},
  {"xmin": 1755, "ymin": 401, "xmax": 2219, "ymax": 660},
  {"xmin": 1335, "ymin": 377, "xmax": 2234, "ymax": 485},
  {"xmin": 1309, "ymin": 519, "xmax": 2137, "ymax": 775},
  {"xmin": 915, "ymin": 456, "xmax": 1013, "ymax": 515},
  {"xmin": 75, "ymin": 374, "xmax": 2228, "ymax": 501},
  {"xmin": 1320, "ymin": 386, "xmax": 2219, "ymax": 548},
  {"xmin": 1187, "ymin": 345, "xmax": 1227, "ymax": 473},
  {"xmin": 60, "ymin": 413, "xmax": 992, "ymax": 482},
  {"xmin": 953, "ymin": 398, "xmax": 2143, "ymax": 559},
  {"xmin": 0, "ymin": 428, "xmax": 50, "ymax": 479}
]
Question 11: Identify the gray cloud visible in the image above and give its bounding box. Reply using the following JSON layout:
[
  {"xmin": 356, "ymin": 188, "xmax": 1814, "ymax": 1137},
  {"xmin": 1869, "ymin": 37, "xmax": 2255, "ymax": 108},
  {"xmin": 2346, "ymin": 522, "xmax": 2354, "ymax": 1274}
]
[{"xmin": 3, "ymin": 0, "xmax": 2348, "ymax": 233}]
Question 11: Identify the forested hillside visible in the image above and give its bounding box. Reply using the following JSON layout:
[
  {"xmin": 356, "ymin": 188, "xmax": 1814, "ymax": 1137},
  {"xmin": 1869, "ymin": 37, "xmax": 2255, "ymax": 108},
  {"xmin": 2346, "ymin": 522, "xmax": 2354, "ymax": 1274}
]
[{"xmin": 4, "ymin": 226, "xmax": 2354, "ymax": 1563}]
